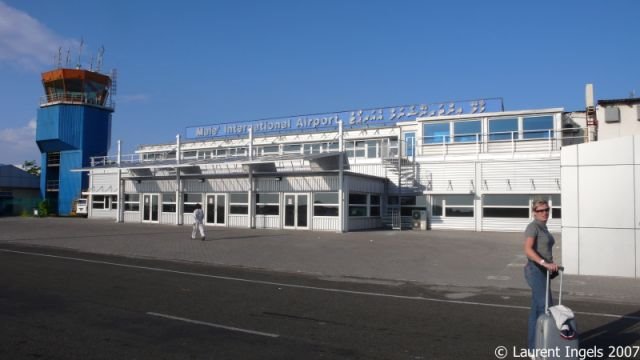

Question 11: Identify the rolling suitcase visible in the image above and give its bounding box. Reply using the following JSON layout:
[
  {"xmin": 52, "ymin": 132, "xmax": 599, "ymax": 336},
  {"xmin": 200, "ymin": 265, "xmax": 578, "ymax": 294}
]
[{"xmin": 534, "ymin": 266, "xmax": 579, "ymax": 360}]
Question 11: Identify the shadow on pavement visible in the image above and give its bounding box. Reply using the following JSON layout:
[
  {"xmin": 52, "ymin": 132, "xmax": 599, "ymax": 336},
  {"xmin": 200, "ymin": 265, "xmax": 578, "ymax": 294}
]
[{"xmin": 579, "ymin": 309, "xmax": 640, "ymax": 355}]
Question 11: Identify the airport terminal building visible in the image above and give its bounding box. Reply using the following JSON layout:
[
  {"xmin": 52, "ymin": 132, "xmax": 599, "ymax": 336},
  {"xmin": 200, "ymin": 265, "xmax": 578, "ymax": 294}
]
[
  {"xmin": 81, "ymin": 98, "xmax": 575, "ymax": 234},
  {"xmin": 35, "ymin": 62, "xmax": 637, "ymax": 278}
]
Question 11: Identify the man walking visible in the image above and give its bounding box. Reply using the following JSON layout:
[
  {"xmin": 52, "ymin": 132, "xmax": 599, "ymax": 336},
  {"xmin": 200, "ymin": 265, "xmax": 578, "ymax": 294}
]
[{"xmin": 192, "ymin": 203, "xmax": 205, "ymax": 240}]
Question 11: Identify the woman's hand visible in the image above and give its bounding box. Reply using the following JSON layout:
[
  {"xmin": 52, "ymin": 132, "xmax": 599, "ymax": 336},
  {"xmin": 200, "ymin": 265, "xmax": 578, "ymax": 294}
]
[{"xmin": 544, "ymin": 261, "xmax": 559, "ymax": 273}]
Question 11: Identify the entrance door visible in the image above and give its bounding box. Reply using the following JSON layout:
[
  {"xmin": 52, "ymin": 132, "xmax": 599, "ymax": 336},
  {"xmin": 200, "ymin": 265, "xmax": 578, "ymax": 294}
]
[
  {"xmin": 404, "ymin": 132, "xmax": 416, "ymax": 158},
  {"xmin": 206, "ymin": 194, "xmax": 226, "ymax": 226},
  {"xmin": 284, "ymin": 194, "xmax": 308, "ymax": 229},
  {"xmin": 142, "ymin": 194, "xmax": 159, "ymax": 222}
]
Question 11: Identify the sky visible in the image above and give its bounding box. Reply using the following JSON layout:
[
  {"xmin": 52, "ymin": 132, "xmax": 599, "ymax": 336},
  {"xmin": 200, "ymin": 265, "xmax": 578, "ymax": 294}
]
[{"xmin": 0, "ymin": 0, "xmax": 638, "ymax": 166}]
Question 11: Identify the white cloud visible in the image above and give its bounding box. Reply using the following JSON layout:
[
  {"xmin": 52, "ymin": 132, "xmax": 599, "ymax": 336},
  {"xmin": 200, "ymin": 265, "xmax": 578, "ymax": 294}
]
[
  {"xmin": 0, "ymin": 1, "xmax": 77, "ymax": 70},
  {"xmin": 0, "ymin": 119, "xmax": 40, "ymax": 165}
]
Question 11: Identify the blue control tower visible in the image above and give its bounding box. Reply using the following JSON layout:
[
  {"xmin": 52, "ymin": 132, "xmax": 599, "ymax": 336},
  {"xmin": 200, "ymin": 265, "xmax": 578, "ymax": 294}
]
[{"xmin": 35, "ymin": 68, "xmax": 114, "ymax": 215}]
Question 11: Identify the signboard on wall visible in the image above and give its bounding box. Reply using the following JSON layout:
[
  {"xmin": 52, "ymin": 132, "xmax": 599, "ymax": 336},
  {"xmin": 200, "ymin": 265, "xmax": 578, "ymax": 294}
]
[{"xmin": 185, "ymin": 98, "xmax": 503, "ymax": 140}]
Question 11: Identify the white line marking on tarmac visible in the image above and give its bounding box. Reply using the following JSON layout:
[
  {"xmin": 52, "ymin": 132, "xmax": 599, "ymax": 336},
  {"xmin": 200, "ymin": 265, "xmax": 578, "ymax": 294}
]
[
  {"xmin": 146, "ymin": 312, "xmax": 280, "ymax": 338},
  {"xmin": 3, "ymin": 248, "xmax": 640, "ymax": 321}
]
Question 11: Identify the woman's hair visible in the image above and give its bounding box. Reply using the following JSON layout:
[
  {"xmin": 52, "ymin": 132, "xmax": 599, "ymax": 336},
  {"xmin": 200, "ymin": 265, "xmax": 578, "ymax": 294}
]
[{"xmin": 531, "ymin": 199, "xmax": 549, "ymax": 212}]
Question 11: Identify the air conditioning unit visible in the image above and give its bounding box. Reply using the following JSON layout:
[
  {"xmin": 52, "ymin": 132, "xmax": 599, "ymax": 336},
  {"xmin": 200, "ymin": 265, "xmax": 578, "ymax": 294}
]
[{"xmin": 412, "ymin": 210, "xmax": 427, "ymax": 230}]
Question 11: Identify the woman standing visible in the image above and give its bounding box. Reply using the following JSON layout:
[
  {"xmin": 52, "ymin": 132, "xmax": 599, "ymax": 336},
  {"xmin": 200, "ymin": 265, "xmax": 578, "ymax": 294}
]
[{"xmin": 523, "ymin": 199, "xmax": 558, "ymax": 351}]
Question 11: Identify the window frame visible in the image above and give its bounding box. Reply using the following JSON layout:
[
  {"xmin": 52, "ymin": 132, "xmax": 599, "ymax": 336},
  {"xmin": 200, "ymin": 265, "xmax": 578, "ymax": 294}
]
[
  {"xmin": 92, "ymin": 195, "xmax": 107, "ymax": 210},
  {"xmin": 488, "ymin": 117, "xmax": 519, "ymax": 141},
  {"xmin": 124, "ymin": 193, "xmax": 140, "ymax": 212},
  {"xmin": 313, "ymin": 192, "xmax": 339, "ymax": 217},
  {"xmin": 482, "ymin": 194, "xmax": 532, "ymax": 218},
  {"xmin": 431, "ymin": 195, "xmax": 474, "ymax": 218},
  {"xmin": 522, "ymin": 115, "xmax": 555, "ymax": 140},
  {"xmin": 109, "ymin": 195, "xmax": 118, "ymax": 210},
  {"xmin": 183, "ymin": 193, "xmax": 202, "ymax": 213},
  {"xmin": 255, "ymin": 192, "xmax": 279, "ymax": 216},
  {"xmin": 423, "ymin": 122, "xmax": 451, "ymax": 144},
  {"xmin": 452, "ymin": 120, "xmax": 481, "ymax": 143},
  {"xmin": 229, "ymin": 192, "xmax": 249, "ymax": 215},
  {"xmin": 162, "ymin": 193, "xmax": 177, "ymax": 213},
  {"xmin": 348, "ymin": 193, "xmax": 382, "ymax": 217}
]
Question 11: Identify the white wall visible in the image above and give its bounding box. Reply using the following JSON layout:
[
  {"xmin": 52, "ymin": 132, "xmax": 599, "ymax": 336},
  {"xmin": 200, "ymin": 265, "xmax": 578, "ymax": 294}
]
[
  {"xmin": 561, "ymin": 135, "xmax": 640, "ymax": 278},
  {"xmin": 90, "ymin": 169, "xmax": 118, "ymax": 193},
  {"xmin": 312, "ymin": 217, "xmax": 340, "ymax": 231},
  {"xmin": 91, "ymin": 209, "xmax": 117, "ymax": 219},
  {"xmin": 597, "ymin": 103, "xmax": 640, "ymax": 141}
]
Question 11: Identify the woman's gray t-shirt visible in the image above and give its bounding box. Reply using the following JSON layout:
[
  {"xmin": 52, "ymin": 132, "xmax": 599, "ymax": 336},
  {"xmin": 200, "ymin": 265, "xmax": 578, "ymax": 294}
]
[{"xmin": 524, "ymin": 220, "xmax": 555, "ymax": 262}]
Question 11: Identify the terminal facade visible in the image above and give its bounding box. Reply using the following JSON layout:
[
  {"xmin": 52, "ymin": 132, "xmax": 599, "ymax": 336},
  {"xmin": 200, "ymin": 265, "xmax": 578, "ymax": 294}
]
[
  {"xmin": 82, "ymin": 98, "xmax": 572, "ymax": 234},
  {"xmin": 72, "ymin": 93, "xmax": 640, "ymax": 278}
]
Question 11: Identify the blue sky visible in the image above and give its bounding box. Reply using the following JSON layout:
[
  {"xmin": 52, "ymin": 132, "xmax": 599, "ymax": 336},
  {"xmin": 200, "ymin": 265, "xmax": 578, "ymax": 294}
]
[{"xmin": 1, "ymin": 0, "xmax": 638, "ymax": 165}]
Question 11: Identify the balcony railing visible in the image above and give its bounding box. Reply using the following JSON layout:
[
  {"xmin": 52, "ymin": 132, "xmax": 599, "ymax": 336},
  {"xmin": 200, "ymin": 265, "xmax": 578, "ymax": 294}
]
[
  {"xmin": 419, "ymin": 128, "xmax": 588, "ymax": 156},
  {"xmin": 89, "ymin": 127, "xmax": 589, "ymax": 168},
  {"xmin": 40, "ymin": 93, "xmax": 115, "ymax": 109}
]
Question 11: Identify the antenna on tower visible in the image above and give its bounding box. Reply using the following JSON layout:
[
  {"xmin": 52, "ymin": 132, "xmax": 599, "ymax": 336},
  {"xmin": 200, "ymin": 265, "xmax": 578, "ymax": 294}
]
[
  {"xmin": 56, "ymin": 47, "xmax": 62, "ymax": 68},
  {"xmin": 110, "ymin": 68, "xmax": 118, "ymax": 98},
  {"xmin": 65, "ymin": 48, "xmax": 71, "ymax": 67},
  {"xmin": 585, "ymin": 84, "xmax": 597, "ymax": 142},
  {"xmin": 89, "ymin": 55, "xmax": 94, "ymax": 71},
  {"xmin": 96, "ymin": 46, "xmax": 105, "ymax": 73},
  {"xmin": 76, "ymin": 37, "xmax": 84, "ymax": 69}
]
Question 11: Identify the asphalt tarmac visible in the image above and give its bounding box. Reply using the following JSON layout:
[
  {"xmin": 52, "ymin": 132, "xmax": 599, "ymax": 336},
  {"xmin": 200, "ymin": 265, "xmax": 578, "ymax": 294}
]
[
  {"xmin": 0, "ymin": 217, "xmax": 638, "ymax": 305},
  {"xmin": 1, "ymin": 245, "xmax": 639, "ymax": 359}
]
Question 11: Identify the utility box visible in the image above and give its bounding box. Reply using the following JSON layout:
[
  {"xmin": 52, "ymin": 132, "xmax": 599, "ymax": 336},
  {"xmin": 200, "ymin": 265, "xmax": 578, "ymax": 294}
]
[
  {"xmin": 604, "ymin": 106, "xmax": 620, "ymax": 123},
  {"xmin": 412, "ymin": 210, "xmax": 427, "ymax": 230}
]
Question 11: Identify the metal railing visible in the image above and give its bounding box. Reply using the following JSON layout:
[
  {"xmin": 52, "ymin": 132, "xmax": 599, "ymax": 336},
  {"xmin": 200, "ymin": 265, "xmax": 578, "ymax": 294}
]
[
  {"xmin": 40, "ymin": 93, "xmax": 115, "ymax": 109},
  {"xmin": 420, "ymin": 128, "xmax": 588, "ymax": 155},
  {"xmin": 89, "ymin": 127, "xmax": 589, "ymax": 168}
]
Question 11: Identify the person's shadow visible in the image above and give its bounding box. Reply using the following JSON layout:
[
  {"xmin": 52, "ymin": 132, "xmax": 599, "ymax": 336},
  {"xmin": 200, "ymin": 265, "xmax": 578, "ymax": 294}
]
[{"xmin": 579, "ymin": 310, "xmax": 640, "ymax": 357}]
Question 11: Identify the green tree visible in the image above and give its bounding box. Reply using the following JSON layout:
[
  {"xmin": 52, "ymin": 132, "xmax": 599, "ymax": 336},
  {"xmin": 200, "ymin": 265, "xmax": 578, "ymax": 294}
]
[{"xmin": 22, "ymin": 160, "xmax": 41, "ymax": 176}]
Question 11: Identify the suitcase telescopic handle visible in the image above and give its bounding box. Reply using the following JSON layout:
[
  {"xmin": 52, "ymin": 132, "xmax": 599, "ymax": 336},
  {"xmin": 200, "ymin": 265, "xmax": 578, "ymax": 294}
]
[{"xmin": 545, "ymin": 266, "xmax": 565, "ymax": 313}]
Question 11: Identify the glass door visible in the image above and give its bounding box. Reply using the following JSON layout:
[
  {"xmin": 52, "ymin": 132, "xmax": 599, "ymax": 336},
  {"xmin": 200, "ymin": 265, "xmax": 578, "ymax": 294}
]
[
  {"xmin": 404, "ymin": 132, "xmax": 416, "ymax": 158},
  {"xmin": 284, "ymin": 194, "xmax": 308, "ymax": 229},
  {"xmin": 142, "ymin": 194, "xmax": 159, "ymax": 222},
  {"xmin": 206, "ymin": 194, "xmax": 226, "ymax": 226}
]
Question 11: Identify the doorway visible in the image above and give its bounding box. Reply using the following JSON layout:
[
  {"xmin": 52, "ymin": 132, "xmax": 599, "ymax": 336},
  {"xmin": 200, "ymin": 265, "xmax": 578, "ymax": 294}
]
[
  {"xmin": 142, "ymin": 194, "xmax": 159, "ymax": 222},
  {"xmin": 284, "ymin": 193, "xmax": 308, "ymax": 229},
  {"xmin": 404, "ymin": 132, "xmax": 416, "ymax": 158},
  {"xmin": 206, "ymin": 194, "xmax": 226, "ymax": 226}
]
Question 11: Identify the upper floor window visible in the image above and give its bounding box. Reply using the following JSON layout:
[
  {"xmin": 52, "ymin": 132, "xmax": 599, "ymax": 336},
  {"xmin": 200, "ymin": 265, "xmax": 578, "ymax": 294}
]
[
  {"xmin": 453, "ymin": 120, "xmax": 481, "ymax": 143},
  {"xmin": 488, "ymin": 118, "xmax": 518, "ymax": 141},
  {"xmin": 523, "ymin": 116, "xmax": 554, "ymax": 139},
  {"xmin": 261, "ymin": 146, "xmax": 279, "ymax": 155},
  {"xmin": 424, "ymin": 122, "xmax": 450, "ymax": 144},
  {"xmin": 283, "ymin": 144, "xmax": 301, "ymax": 154}
]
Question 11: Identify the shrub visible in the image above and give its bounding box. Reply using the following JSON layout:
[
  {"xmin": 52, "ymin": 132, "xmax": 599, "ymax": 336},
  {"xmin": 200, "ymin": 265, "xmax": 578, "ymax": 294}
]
[{"xmin": 37, "ymin": 200, "xmax": 51, "ymax": 217}]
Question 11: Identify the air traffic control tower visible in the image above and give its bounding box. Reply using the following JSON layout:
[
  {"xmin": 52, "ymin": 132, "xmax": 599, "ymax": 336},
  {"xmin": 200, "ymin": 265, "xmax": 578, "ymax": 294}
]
[{"xmin": 35, "ymin": 67, "xmax": 115, "ymax": 215}]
